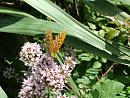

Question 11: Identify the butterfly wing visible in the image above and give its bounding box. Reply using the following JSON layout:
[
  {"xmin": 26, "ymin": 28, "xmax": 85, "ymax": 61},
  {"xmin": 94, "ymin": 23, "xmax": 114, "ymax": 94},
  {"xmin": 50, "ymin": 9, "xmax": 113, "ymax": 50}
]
[
  {"xmin": 45, "ymin": 30, "xmax": 53, "ymax": 53},
  {"xmin": 53, "ymin": 32, "xmax": 66, "ymax": 54}
]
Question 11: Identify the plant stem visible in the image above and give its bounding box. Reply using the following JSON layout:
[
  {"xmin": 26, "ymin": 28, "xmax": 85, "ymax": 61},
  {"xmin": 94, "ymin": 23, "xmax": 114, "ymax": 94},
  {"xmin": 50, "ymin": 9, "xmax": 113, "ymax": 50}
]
[{"xmin": 101, "ymin": 64, "xmax": 115, "ymax": 79}]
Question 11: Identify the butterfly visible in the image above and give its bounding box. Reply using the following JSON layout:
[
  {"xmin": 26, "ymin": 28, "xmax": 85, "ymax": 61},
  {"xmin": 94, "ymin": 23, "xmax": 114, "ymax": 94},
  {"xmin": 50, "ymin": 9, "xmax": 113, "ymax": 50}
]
[{"xmin": 45, "ymin": 30, "xmax": 66, "ymax": 57}]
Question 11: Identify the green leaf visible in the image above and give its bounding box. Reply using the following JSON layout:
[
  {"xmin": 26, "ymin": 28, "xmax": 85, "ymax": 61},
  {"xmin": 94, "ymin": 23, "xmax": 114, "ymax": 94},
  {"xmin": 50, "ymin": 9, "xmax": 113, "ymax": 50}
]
[
  {"xmin": 77, "ymin": 76, "xmax": 90, "ymax": 85},
  {"xmin": 0, "ymin": 86, "xmax": 7, "ymax": 98},
  {"xmin": 103, "ymin": 27, "xmax": 120, "ymax": 40},
  {"xmin": 119, "ymin": 0, "xmax": 130, "ymax": 6},
  {"xmin": 86, "ymin": 68, "xmax": 100, "ymax": 75},
  {"xmin": 92, "ymin": 79, "xmax": 125, "ymax": 98},
  {"xmin": 84, "ymin": 0, "xmax": 130, "ymax": 24},
  {"xmin": 119, "ymin": 0, "xmax": 130, "ymax": 13},
  {"xmin": 78, "ymin": 53, "xmax": 94, "ymax": 61},
  {"xmin": 100, "ymin": 58, "xmax": 107, "ymax": 63},
  {"xmin": 98, "ymin": 30, "xmax": 106, "ymax": 38},
  {"xmin": 0, "ymin": 15, "xmax": 63, "ymax": 35},
  {"xmin": 0, "ymin": 6, "xmax": 35, "ymax": 18},
  {"xmin": 88, "ymin": 22, "xmax": 96, "ymax": 30},
  {"xmin": 92, "ymin": 61, "xmax": 102, "ymax": 68}
]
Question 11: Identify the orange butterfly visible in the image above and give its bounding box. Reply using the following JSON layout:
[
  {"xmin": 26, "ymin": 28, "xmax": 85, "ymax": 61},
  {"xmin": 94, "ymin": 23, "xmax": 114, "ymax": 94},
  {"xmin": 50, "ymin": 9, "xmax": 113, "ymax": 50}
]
[{"xmin": 45, "ymin": 30, "xmax": 66, "ymax": 57}]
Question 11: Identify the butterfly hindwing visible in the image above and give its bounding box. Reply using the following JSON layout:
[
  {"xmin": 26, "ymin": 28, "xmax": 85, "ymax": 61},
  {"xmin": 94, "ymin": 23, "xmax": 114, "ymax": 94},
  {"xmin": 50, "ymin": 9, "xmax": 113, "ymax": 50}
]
[{"xmin": 53, "ymin": 32, "xmax": 66, "ymax": 53}]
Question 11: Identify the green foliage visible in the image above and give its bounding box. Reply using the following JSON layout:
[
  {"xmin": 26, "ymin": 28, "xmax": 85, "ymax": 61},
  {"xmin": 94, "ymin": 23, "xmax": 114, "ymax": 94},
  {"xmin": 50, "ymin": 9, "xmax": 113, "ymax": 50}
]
[
  {"xmin": 0, "ymin": 0, "xmax": 130, "ymax": 98},
  {"xmin": 78, "ymin": 53, "xmax": 94, "ymax": 61},
  {"xmin": 1, "ymin": 0, "xmax": 130, "ymax": 66},
  {"xmin": 93, "ymin": 79, "xmax": 125, "ymax": 98}
]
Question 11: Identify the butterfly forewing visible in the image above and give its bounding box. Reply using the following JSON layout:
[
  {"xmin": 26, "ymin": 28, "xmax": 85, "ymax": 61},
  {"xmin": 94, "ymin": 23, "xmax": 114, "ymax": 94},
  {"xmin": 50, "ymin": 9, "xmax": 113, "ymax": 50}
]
[
  {"xmin": 45, "ymin": 30, "xmax": 53, "ymax": 53},
  {"xmin": 53, "ymin": 32, "xmax": 66, "ymax": 53}
]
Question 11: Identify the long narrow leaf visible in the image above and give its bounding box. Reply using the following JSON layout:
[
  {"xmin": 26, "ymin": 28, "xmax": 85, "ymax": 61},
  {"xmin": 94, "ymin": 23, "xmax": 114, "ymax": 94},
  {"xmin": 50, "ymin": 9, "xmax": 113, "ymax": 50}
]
[
  {"xmin": 0, "ymin": 15, "xmax": 63, "ymax": 35},
  {"xmin": 0, "ymin": 6, "xmax": 35, "ymax": 18}
]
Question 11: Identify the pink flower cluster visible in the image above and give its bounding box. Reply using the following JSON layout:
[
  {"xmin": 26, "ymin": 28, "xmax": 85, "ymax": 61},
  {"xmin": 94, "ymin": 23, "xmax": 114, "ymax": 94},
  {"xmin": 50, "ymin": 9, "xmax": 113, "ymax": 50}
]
[
  {"xmin": 19, "ymin": 42, "xmax": 76, "ymax": 98},
  {"xmin": 19, "ymin": 42, "xmax": 42, "ymax": 66}
]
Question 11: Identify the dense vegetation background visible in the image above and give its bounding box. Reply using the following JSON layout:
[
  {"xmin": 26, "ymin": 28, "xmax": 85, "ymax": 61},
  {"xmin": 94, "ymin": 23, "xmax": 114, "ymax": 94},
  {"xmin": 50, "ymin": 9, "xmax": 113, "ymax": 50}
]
[{"xmin": 0, "ymin": 0, "xmax": 130, "ymax": 98}]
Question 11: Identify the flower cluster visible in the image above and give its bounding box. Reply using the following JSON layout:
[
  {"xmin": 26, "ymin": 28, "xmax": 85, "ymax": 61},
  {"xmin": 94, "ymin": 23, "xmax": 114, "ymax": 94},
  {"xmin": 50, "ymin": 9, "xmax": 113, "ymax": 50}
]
[
  {"xmin": 19, "ymin": 42, "xmax": 42, "ymax": 66},
  {"xmin": 19, "ymin": 42, "xmax": 76, "ymax": 98},
  {"xmin": 37, "ymin": 54, "xmax": 65, "ymax": 97},
  {"xmin": 61, "ymin": 57, "xmax": 76, "ymax": 78},
  {"xmin": 18, "ymin": 71, "xmax": 47, "ymax": 98}
]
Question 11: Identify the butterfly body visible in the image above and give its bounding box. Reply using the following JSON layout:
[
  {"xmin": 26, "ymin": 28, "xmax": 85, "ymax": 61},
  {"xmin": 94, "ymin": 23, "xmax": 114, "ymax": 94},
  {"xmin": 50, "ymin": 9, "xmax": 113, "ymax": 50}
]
[{"xmin": 45, "ymin": 30, "xmax": 66, "ymax": 57}]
